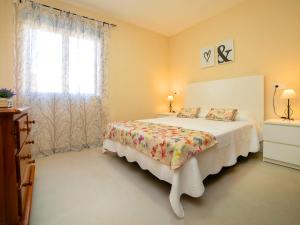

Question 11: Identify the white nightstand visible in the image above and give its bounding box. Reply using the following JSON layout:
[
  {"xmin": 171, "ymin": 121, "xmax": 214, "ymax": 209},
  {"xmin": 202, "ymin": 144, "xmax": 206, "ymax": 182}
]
[
  {"xmin": 263, "ymin": 119, "xmax": 300, "ymax": 170},
  {"xmin": 156, "ymin": 112, "xmax": 177, "ymax": 118}
]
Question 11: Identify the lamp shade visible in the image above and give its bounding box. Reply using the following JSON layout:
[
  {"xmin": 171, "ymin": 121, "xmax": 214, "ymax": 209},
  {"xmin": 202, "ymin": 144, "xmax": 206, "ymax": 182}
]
[
  {"xmin": 167, "ymin": 95, "xmax": 174, "ymax": 101},
  {"xmin": 281, "ymin": 89, "xmax": 297, "ymax": 99}
]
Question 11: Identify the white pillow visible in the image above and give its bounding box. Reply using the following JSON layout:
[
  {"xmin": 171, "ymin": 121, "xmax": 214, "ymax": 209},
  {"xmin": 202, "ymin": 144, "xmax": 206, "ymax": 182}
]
[
  {"xmin": 198, "ymin": 109, "xmax": 209, "ymax": 118},
  {"xmin": 235, "ymin": 111, "xmax": 249, "ymax": 121}
]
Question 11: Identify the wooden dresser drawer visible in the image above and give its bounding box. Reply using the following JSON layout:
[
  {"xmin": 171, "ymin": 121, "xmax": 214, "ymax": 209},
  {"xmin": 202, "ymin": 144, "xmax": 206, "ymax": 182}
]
[
  {"xmin": 16, "ymin": 143, "xmax": 35, "ymax": 184},
  {"xmin": 15, "ymin": 114, "xmax": 30, "ymax": 150},
  {"xmin": 263, "ymin": 123, "xmax": 300, "ymax": 146},
  {"xmin": 18, "ymin": 164, "xmax": 35, "ymax": 220}
]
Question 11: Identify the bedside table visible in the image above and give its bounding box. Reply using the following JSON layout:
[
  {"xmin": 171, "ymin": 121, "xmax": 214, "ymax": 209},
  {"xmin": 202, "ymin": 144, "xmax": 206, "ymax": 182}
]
[
  {"xmin": 156, "ymin": 112, "xmax": 177, "ymax": 118},
  {"xmin": 263, "ymin": 119, "xmax": 300, "ymax": 170}
]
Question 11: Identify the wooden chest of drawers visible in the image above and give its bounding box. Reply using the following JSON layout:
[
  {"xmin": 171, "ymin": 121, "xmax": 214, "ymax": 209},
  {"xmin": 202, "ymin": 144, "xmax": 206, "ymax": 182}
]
[{"xmin": 0, "ymin": 107, "xmax": 35, "ymax": 225}]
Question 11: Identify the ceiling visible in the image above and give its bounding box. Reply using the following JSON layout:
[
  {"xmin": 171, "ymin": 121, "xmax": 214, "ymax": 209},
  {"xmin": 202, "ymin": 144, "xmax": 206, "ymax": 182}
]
[{"xmin": 65, "ymin": 0, "xmax": 246, "ymax": 36}]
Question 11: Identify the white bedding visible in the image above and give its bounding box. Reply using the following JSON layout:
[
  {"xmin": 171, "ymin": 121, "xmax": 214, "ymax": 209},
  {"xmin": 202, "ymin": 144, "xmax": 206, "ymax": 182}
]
[{"xmin": 103, "ymin": 116, "xmax": 260, "ymax": 218}]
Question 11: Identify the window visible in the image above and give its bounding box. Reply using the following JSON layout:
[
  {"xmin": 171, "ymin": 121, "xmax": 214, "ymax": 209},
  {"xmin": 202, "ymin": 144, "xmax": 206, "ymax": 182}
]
[
  {"xmin": 69, "ymin": 37, "xmax": 96, "ymax": 94},
  {"xmin": 32, "ymin": 30, "xmax": 63, "ymax": 93},
  {"xmin": 29, "ymin": 29, "xmax": 100, "ymax": 95}
]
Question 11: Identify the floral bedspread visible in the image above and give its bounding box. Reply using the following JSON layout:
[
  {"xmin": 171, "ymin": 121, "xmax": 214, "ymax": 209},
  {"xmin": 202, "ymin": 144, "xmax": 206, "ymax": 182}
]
[{"xmin": 104, "ymin": 121, "xmax": 217, "ymax": 170}]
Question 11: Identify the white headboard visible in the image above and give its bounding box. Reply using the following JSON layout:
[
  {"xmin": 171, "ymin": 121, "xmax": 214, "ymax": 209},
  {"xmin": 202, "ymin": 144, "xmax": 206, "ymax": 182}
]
[{"xmin": 185, "ymin": 75, "xmax": 264, "ymax": 124}]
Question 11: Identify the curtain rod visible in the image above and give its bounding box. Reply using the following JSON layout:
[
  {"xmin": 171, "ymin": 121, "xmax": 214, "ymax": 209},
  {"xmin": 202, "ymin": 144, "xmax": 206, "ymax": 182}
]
[{"xmin": 18, "ymin": 0, "xmax": 117, "ymax": 27}]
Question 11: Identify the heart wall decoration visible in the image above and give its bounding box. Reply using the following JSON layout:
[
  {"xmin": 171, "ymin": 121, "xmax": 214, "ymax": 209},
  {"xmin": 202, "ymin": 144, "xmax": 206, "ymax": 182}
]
[{"xmin": 200, "ymin": 47, "xmax": 214, "ymax": 68}]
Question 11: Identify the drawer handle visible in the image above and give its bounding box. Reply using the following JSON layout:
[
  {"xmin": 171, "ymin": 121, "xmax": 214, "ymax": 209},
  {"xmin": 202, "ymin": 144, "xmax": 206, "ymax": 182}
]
[
  {"xmin": 28, "ymin": 120, "xmax": 36, "ymax": 124},
  {"xmin": 25, "ymin": 140, "xmax": 35, "ymax": 145},
  {"xmin": 21, "ymin": 182, "xmax": 32, "ymax": 188},
  {"xmin": 28, "ymin": 159, "xmax": 35, "ymax": 164},
  {"xmin": 20, "ymin": 154, "xmax": 32, "ymax": 160},
  {"xmin": 24, "ymin": 120, "xmax": 36, "ymax": 125},
  {"xmin": 20, "ymin": 127, "xmax": 31, "ymax": 132}
]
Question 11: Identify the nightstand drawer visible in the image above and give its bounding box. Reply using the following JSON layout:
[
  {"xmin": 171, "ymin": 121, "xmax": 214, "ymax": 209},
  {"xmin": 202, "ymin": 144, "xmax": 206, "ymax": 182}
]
[
  {"xmin": 263, "ymin": 142, "xmax": 300, "ymax": 166},
  {"xmin": 264, "ymin": 124, "xmax": 300, "ymax": 146}
]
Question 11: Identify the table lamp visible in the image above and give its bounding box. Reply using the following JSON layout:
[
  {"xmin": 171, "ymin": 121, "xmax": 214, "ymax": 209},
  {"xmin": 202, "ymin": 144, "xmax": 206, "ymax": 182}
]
[{"xmin": 280, "ymin": 89, "xmax": 297, "ymax": 120}]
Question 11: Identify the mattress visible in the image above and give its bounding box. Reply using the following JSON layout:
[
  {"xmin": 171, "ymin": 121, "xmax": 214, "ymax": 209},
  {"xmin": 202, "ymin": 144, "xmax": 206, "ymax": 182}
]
[
  {"xmin": 140, "ymin": 116, "xmax": 260, "ymax": 147},
  {"xmin": 103, "ymin": 116, "xmax": 260, "ymax": 217}
]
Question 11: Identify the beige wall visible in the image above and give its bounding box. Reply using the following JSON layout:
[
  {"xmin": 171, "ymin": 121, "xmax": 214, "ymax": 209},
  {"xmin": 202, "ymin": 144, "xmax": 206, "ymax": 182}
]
[
  {"xmin": 0, "ymin": 0, "xmax": 170, "ymax": 121},
  {"xmin": 0, "ymin": 0, "xmax": 14, "ymax": 89},
  {"xmin": 1, "ymin": 0, "xmax": 300, "ymax": 120},
  {"xmin": 169, "ymin": 0, "xmax": 300, "ymax": 119}
]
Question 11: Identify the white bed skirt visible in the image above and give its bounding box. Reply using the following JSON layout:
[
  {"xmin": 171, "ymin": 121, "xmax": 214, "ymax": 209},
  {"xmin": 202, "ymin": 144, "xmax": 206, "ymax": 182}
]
[{"xmin": 103, "ymin": 126, "xmax": 260, "ymax": 218}]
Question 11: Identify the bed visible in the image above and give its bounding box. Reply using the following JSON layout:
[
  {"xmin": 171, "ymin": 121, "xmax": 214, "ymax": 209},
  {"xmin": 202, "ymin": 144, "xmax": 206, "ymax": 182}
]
[{"xmin": 103, "ymin": 75, "xmax": 264, "ymax": 218}]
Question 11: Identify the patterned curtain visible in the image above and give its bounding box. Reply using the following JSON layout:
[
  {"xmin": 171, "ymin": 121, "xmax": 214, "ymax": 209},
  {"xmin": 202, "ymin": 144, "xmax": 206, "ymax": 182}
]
[{"xmin": 14, "ymin": 0, "xmax": 111, "ymax": 157}]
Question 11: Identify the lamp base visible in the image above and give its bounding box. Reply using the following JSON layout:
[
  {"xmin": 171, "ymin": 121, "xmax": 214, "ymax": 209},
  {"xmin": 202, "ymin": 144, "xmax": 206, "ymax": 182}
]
[
  {"xmin": 283, "ymin": 98, "xmax": 294, "ymax": 120},
  {"xmin": 281, "ymin": 116, "xmax": 294, "ymax": 121},
  {"xmin": 169, "ymin": 103, "xmax": 172, "ymax": 113}
]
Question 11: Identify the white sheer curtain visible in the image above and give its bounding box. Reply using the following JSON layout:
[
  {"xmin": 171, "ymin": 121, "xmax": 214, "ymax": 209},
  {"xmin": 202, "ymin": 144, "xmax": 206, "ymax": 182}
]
[{"xmin": 14, "ymin": 0, "xmax": 111, "ymax": 157}]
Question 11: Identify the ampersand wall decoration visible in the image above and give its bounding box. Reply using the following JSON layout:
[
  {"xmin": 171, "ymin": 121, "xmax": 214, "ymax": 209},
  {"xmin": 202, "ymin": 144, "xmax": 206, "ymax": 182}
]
[
  {"xmin": 216, "ymin": 40, "xmax": 234, "ymax": 64},
  {"xmin": 200, "ymin": 40, "xmax": 234, "ymax": 68}
]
